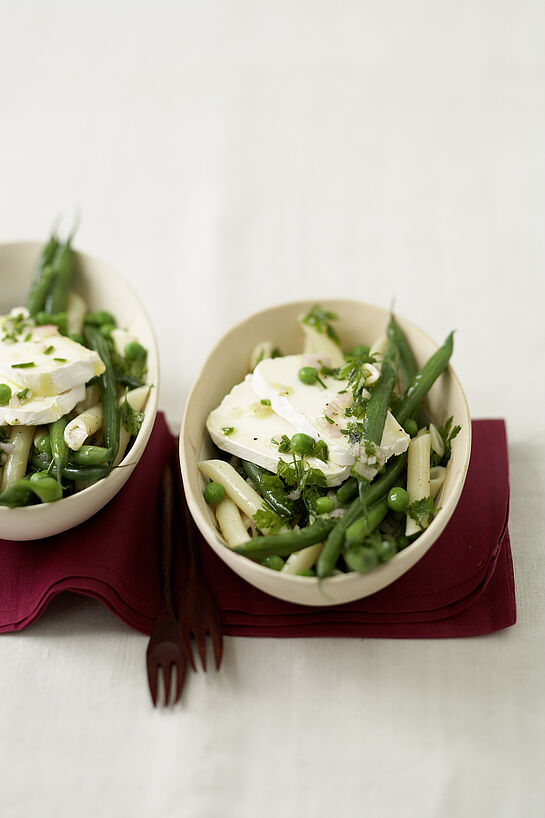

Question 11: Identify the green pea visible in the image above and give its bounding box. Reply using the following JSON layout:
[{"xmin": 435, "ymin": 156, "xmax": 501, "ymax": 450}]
[
  {"xmin": 298, "ymin": 366, "xmax": 319, "ymax": 385},
  {"xmin": 0, "ymin": 384, "xmax": 12, "ymax": 406},
  {"xmin": 372, "ymin": 534, "xmax": 398, "ymax": 563},
  {"xmin": 314, "ymin": 496, "xmax": 335, "ymax": 515},
  {"xmin": 30, "ymin": 470, "xmax": 52, "ymax": 482},
  {"xmin": 99, "ymin": 322, "xmax": 116, "ymax": 338},
  {"xmin": 387, "ymin": 486, "xmax": 410, "ymax": 512},
  {"xmin": 85, "ymin": 310, "xmax": 116, "ymax": 327},
  {"xmin": 290, "ymin": 433, "xmax": 315, "ymax": 456},
  {"xmin": 404, "ymin": 419, "xmax": 418, "ymax": 437},
  {"xmin": 125, "ymin": 341, "xmax": 147, "ymax": 362},
  {"xmin": 35, "ymin": 434, "xmax": 52, "ymax": 455},
  {"xmin": 203, "ymin": 481, "xmax": 225, "ymax": 504},
  {"xmin": 344, "ymin": 545, "xmax": 379, "ymax": 573},
  {"xmin": 296, "ymin": 568, "xmax": 315, "ymax": 577},
  {"xmin": 261, "ymin": 555, "xmax": 284, "ymax": 571}
]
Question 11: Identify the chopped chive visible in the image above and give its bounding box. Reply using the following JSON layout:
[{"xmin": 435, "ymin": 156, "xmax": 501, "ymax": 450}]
[
  {"xmin": 23, "ymin": 333, "xmax": 32, "ymax": 342},
  {"xmin": 11, "ymin": 361, "xmax": 36, "ymax": 369},
  {"xmin": 260, "ymin": 399, "xmax": 271, "ymax": 406},
  {"xmin": 16, "ymin": 387, "xmax": 30, "ymax": 401},
  {"xmin": 324, "ymin": 415, "xmax": 334, "ymax": 424},
  {"xmin": 44, "ymin": 345, "xmax": 55, "ymax": 355},
  {"xmin": 53, "ymin": 357, "xmax": 67, "ymax": 363},
  {"xmin": 222, "ymin": 426, "xmax": 235, "ymax": 436}
]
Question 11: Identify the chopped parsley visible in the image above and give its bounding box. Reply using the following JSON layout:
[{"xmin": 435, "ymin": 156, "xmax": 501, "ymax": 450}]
[
  {"xmin": 119, "ymin": 391, "xmax": 145, "ymax": 437},
  {"xmin": 406, "ymin": 496, "xmax": 438, "ymax": 530},
  {"xmin": 254, "ymin": 506, "xmax": 286, "ymax": 534},
  {"xmin": 221, "ymin": 426, "xmax": 235, "ymax": 436},
  {"xmin": 301, "ymin": 305, "xmax": 340, "ymax": 344},
  {"xmin": 431, "ymin": 416, "xmax": 461, "ymax": 467}
]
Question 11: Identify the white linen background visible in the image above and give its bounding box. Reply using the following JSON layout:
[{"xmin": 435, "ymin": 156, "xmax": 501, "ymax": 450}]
[{"xmin": 0, "ymin": 2, "xmax": 543, "ymax": 817}]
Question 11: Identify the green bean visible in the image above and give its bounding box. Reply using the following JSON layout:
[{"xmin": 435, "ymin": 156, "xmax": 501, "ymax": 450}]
[
  {"xmin": 26, "ymin": 264, "xmax": 58, "ymax": 316},
  {"xmin": 316, "ymin": 452, "xmax": 408, "ymax": 577},
  {"xmin": 336, "ymin": 476, "xmax": 358, "ymax": 505},
  {"xmin": 235, "ymin": 518, "xmax": 335, "ymax": 560},
  {"xmin": 29, "ymin": 233, "xmax": 59, "ymax": 288},
  {"xmin": 387, "ymin": 314, "xmax": 418, "ymax": 393},
  {"xmin": 30, "ymin": 451, "xmax": 111, "ymax": 484},
  {"xmin": 46, "ymin": 240, "xmax": 76, "ymax": 313},
  {"xmin": 344, "ymin": 498, "xmax": 389, "ymax": 548},
  {"xmin": 316, "ymin": 496, "xmax": 364, "ymax": 578},
  {"xmin": 395, "ymin": 332, "xmax": 454, "ymax": 427},
  {"xmin": 84, "ymin": 326, "xmax": 120, "ymax": 464},
  {"xmin": 363, "ymin": 337, "xmax": 399, "ymax": 445},
  {"xmin": 242, "ymin": 460, "xmax": 295, "ymax": 518},
  {"xmin": 49, "ymin": 417, "xmax": 68, "ymax": 485},
  {"xmin": 70, "ymin": 445, "xmax": 111, "ymax": 466}
]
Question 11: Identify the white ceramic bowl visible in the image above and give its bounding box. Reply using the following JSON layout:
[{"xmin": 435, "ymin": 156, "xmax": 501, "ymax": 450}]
[
  {"xmin": 0, "ymin": 242, "xmax": 159, "ymax": 541},
  {"xmin": 180, "ymin": 299, "xmax": 471, "ymax": 607}
]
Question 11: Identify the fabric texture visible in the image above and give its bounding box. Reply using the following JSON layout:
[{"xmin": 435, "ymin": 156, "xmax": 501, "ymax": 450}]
[{"xmin": 0, "ymin": 415, "xmax": 515, "ymax": 638}]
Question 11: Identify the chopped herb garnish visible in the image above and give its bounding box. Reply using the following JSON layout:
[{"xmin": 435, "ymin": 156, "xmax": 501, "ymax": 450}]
[
  {"xmin": 11, "ymin": 361, "xmax": 36, "ymax": 369},
  {"xmin": 44, "ymin": 345, "xmax": 55, "ymax": 355},
  {"xmin": 324, "ymin": 414, "xmax": 334, "ymax": 424},
  {"xmin": 431, "ymin": 416, "xmax": 462, "ymax": 467},
  {"xmin": 222, "ymin": 426, "xmax": 235, "ymax": 436},
  {"xmin": 120, "ymin": 391, "xmax": 145, "ymax": 437},
  {"xmin": 16, "ymin": 387, "xmax": 30, "ymax": 401},
  {"xmin": 260, "ymin": 399, "xmax": 271, "ymax": 406},
  {"xmin": 23, "ymin": 333, "xmax": 32, "ymax": 342},
  {"xmin": 254, "ymin": 506, "xmax": 286, "ymax": 534},
  {"xmin": 53, "ymin": 357, "xmax": 67, "ymax": 363},
  {"xmin": 310, "ymin": 439, "xmax": 329, "ymax": 463},
  {"xmin": 407, "ymin": 497, "xmax": 438, "ymax": 530},
  {"xmin": 301, "ymin": 305, "xmax": 340, "ymax": 344},
  {"xmin": 276, "ymin": 434, "xmax": 292, "ymax": 453}
]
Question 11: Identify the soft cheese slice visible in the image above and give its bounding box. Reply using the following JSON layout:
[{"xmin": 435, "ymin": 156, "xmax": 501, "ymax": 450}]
[
  {"xmin": 0, "ymin": 381, "xmax": 86, "ymax": 426},
  {"xmin": 206, "ymin": 375, "xmax": 351, "ymax": 487},
  {"xmin": 0, "ymin": 325, "xmax": 105, "ymax": 396},
  {"xmin": 253, "ymin": 355, "xmax": 410, "ymax": 472},
  {"xmin": 252, "ymin": 354, "xmax": 356, "ymax": 465}
]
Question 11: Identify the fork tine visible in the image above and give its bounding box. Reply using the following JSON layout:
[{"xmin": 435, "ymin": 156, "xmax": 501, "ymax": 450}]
[
  {"xmin": 174, "ymin": 659, "xmax": 186, "ymax": 703},
  {"xmin": 180, "ymin": 630, "xmax": 197, "ymax": 672},
  {"xmin": 163, "ymin": 662, "xmax": 173, "ymax": 705},
  {"xmin": 196, "ymin": 634, "xmax": 208, "ymax": 672},
  {"xmin": 147, "ymin": 662, "xmax": 159, "ymax": 707},
  {"xmin": 211, "ymin": 627, "xmax": 223, "ymax": 670}
]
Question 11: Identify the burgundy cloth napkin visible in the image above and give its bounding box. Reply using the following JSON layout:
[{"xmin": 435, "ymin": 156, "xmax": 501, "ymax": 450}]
[{"xmin": 0, "ymin": 415, "xmax": 515, "ymax": 638}]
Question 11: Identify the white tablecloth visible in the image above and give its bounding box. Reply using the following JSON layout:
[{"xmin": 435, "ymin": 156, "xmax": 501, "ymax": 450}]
[{"xmin": 1, "ymin": 2, "xmax": 544, "ymax": 816}]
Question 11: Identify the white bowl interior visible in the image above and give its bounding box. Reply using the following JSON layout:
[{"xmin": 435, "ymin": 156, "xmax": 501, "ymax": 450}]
[
  {"xmin": 180, "ymin": 299, "xmax": 471, "ymax": 607},
  {"xmin": 0, "ymin": 242, "xmax": 159, "ymax": 541}
]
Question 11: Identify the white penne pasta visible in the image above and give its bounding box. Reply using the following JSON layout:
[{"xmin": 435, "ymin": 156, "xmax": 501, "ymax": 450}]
[
  {"xmin": 249, "ymin": 340, "xmax": 275, "ymax": 372},
  {"xmin": 282, "ymin": 542, "xmax": 324, "ymax": 574},
  {"xmin": 111, "ymin": 327, "xmax": 137, "ymax": 358},
  {"xmin": 430, "ymin": 466, "xmax": 446, "ymax": 499},
  {"xmin": 0, "ymin": 425, "xmax": 35, "ymax": 490},
  {"xmin": 215, "ymin": 496, "xmax": 251, "ymax": 547},
  {"xmin": 64, "ymin": 404, "xmax": 103, "ymax": 451},
  {"xmin": 74, "ymin": 384, "xmax": 101, "ymax": 414},
  {"xmin": 362, "ymin": 362, "xmax": 380, "ymax": 385},
  {"xmin": 198, "ymin": 459, "xmax": 264, "ymax": 520},
  {"xmin": 405, "ymin": 431, "xmax": 431, "ymax": 537},
  {"xmin": 112, "ymin": 385, "xmax": 151, "ymax": 467},
  {"xmin": 66, "ymin": 292, "xmax": 87, "ymax": 335},
  {"xmin": 429, "ymin": 423, "xmax": 445, "ymax": 457},
  {"xmin": 300, "ymin": 322, "xmax": 345, "ymax": 368}
]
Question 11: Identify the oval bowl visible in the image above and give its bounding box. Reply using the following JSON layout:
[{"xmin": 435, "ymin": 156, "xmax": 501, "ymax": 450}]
[
  {"xmin": 0, "ymin": 241, "xmax": 159, "ymax": 541},
  {"xmin": 180, "ymin": 299, "xmax": 471, "ymax": 606}
]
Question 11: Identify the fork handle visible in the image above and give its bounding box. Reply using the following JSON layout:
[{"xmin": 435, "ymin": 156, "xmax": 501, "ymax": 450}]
[{"xmin": 158, "ymin": 461, "xmax": 175, "ymax": 612}]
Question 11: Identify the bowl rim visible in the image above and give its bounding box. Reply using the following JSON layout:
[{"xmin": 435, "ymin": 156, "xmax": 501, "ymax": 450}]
[
  {"xmin": 180, "ymin": 297, "xmax": 472, "ymax": 594},
  {"xmin": 0, "ymin": 240, "xmax": 160, "ymax": 518}
]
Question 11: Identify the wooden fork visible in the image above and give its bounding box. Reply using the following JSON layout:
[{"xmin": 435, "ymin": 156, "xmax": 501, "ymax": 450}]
[
  {"xmin": 172, "ymin": 450, "xmax": 223, "ymax": 672},
  {"xmin": 146, "ymin": 460, "xmax": 187, "ymax": 706}
]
